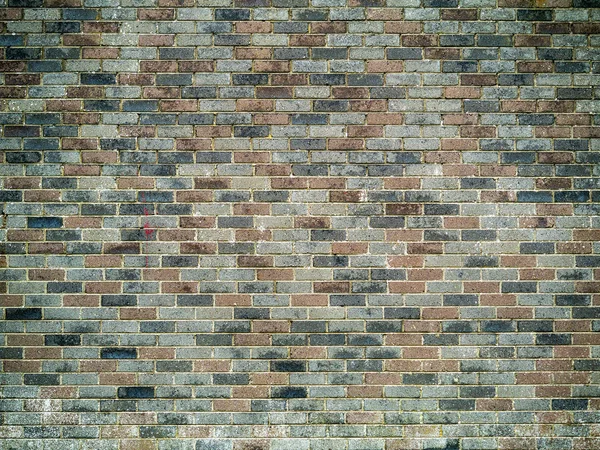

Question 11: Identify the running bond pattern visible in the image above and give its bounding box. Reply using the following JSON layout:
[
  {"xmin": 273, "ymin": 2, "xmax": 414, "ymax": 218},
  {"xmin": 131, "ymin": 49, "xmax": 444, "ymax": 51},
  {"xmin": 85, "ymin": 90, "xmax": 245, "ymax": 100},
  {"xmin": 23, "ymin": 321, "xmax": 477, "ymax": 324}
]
[{"xmin": 1, "ymin": 0, "xmax": 600, "ymax": 449}]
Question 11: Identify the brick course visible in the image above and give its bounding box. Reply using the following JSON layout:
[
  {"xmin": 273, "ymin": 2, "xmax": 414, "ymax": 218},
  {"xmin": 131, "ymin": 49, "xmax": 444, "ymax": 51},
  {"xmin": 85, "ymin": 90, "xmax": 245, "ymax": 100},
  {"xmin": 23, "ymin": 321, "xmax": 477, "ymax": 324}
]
[{"xmin": 1, "ymin": 0, "xmax": 600, "ymax": 448}]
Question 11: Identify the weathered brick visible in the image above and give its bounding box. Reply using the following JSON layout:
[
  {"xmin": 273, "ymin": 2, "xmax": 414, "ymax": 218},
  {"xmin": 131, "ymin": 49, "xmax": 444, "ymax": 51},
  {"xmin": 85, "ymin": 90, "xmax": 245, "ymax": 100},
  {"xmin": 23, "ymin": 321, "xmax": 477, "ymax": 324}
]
[{"xmin": 0, "ymin": 2, "xmax": 596, "ymax": 446}]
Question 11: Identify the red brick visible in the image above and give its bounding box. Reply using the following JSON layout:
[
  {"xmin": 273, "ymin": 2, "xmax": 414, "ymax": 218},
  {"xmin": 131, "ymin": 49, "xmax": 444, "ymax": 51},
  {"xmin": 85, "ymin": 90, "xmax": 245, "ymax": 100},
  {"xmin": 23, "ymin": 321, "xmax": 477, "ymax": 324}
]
[
  {"xmin": 311, "ymin": 22, "xmax": 347, "ymax": 33},
  {"xmin": 238, "ymin": 256, "xmax": 273, "ymax": 267},
  {"xmin": 237, "ymin": 99, "xmax": 274, "ymax": 112},
  {"xmin": 445, "ymin": 87, "xmax": 481, "ymax": 99},
  {"xmin": 235, "ymin": 48, "xmax": 272, "ymax": 59},
  {"xmin": 83, "ymin": 48, "xmax": 119, "ymax": 59},
  {"xmin": 143, "ymin": 87, "xmax": 180, "ymax": 99},
  {"xmin": 461, "ymin": 74, "xmax": 497, "ymax": 86},
  {"xmin": 515, "ymin": 35, "xmax": 551, "ymax": 47},
  {"xmin": 332, "ymin": 87, "xmax": 370, "ymax": 99},
  {"xmin": 384, "ymin": 22, "xmax": 422, "ymax": 34},
  {"xmin": 402, "ymin": 34, "xmax": 438, "ymax": 47},
  {"xmin": 328, "ymin": 139, "xmax": 365, "ymax": 150},
  {"xmin": 330, "ymin": 191, "xmax": 362, "ymax": 203},
  {"xmin": 138, "ymin": 8, "xmax": 174, "ymax": 19},
  {"xmin": 441, "ymin": 9, "xmax": 478, "ymax": 20},
  {"xmin": 139, "ymin": 35, "xmax": 174, "ymax": 46},
  {"xmin": 178, "ymin": 61, "xmax": 215, "ymax": 72},
  {"xmin": 235, "ymin": 21, "xmax": 271, "ymax": 33},
  {"xmin": 289, "ymin": 35, "xmax": 326, "ymax": 46},
  {"xmin": 385, "ymin": 204, "xmax": 422, "ymax": 215},
  {"xmin": 407, "ymin": 243, "xmax": 443, "ymax": 255},
  {"xmin": 366, "ymin": 61, "xmax": 403, "ymax": 73},
  {"xmin": 294, "ymin": 217, "xmax": 330, "ymax": 229}
]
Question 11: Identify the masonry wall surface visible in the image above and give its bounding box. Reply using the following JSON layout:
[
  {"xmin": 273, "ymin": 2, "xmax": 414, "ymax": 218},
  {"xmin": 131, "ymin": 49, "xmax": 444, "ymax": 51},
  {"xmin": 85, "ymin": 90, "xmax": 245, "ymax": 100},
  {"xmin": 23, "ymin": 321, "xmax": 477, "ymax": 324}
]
[{"xmin": 1, "ymin": 0, "xmax": 600, "ymax": 448}]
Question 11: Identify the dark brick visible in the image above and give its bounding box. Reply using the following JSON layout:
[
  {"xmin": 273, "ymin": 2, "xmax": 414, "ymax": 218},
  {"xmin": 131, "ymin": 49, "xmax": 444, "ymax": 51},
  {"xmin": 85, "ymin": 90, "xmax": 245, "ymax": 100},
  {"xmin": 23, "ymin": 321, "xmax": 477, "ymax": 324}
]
[
  {"xmin": 83, "ymin": 100, "xmax": 120, "ymax": 111},
  {"xmin": 0, "ymin": 348, "xmax": 23, "ymax": 359},
  {"xmin": 233, "ymin": 74, "xmax": 269, "ymax": 85},
  {"xmin": 443, "ymin": 295, "xmax": 478, "ymax": 306},
  {"xmin": 313, "ymin": 256, "xmax": 348, "ymax": 268},
  {"xmin": 464, "ymin": 256, "xmax": 498, "ymax": 268},
  {"xmin": 384, "ymin": 308, "xmax": 420, "ymax": 319},
  {"xmin": 6, "ymin": 152, "xmax": 42, "ymax": 163},
  {"xmin": 272, "ymin": 387, "xmax": 307, "ymax": 398},
  {"xmin": 572, "ymin": 308, "xmax": 600, "ymax": 319},
  {"xmin": 101, "ymin": 348, "xmax": 137, "ymax": 359},
  {"xmin": 195, "ymin": 334, "xmax": 233, "ymax": 346},
  {"xmin": 555, "ymin": 295, "xmax": 590, "ymax": 306},
  {"xmin": 118, "ymin": 387, "xmax": 155, "ymax": 398},
  {"xmin": 24, "ymin": 375, "xmax": 60, "ymax": 385},
  {"xmin": 6, "ymin": 308, "xmax": 42, "ymax": 320},
  {"xmin": 518, "ymin": 321, "xmax": 553, "ymax": 332},
  {"xmin": 314, "ymin": 100, "xmax": 348, "ymax": 112},
  {"xmin": 27, "ymin": 217, "xmax": 63, "ymax": 228},
  {"xmin": 310, "ymin": 74, "xmax": 346, "ymax": 86},
  {"xmin": 6, "ymin": 48, "xmax": 41, "ymax": 60},
  {"xmin": 520, "ymin": 243, "xmax": 555, "ymax": 254},
  {"xmin": 536, "ymin": 334, "xmax": 571, "ymax": 345},
  {"xmin": 101, "ymin": 295, "xmax": 137, "ymax": 307},
  {"xmin": 47, "ymin": 282, "xmax": 82, "ymax": 293},
  {"xmin": 234, "ymin": 308, "xmax": 269, "ymax": 319},
  {"xmin": 215, "ymin": 9, "xmax": 251, "ymax": 20},
  {"xmin": 234, "ymin": 126, "xmax": 270, "ymax": 137},
  {"xmin": 46, "ymin": 22, "xmax": 81, "ymax": 33},
  {"xmin": 45, "ymin": 335, "xmax": 81, "ymax": 346},
  {"xmin": 552, "ymin": 399, "xmax": 588, "ymax": 410},
  {"xmin": 517, "ymin": 9, "xmax": 553, "ymax": 21},
  {"xmin": 270, "ymin": 361, "xmax": 306, "ymax": 372}
]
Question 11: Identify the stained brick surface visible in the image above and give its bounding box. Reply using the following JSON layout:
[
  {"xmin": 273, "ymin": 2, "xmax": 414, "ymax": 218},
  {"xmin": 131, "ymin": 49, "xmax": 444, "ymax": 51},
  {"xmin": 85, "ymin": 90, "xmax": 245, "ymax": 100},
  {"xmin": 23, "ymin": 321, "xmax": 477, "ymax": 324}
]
[{"xmin": 1, "ymin": 0, "xmax": 600, "ymax": 448}]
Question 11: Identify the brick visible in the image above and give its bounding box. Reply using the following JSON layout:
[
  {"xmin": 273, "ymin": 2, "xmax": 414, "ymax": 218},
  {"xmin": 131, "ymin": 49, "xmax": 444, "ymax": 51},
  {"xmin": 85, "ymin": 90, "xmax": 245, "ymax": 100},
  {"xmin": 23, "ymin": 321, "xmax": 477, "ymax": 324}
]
[{"xmin": 0, "ymin": 3, "xmax": 596, "ymax": 446}]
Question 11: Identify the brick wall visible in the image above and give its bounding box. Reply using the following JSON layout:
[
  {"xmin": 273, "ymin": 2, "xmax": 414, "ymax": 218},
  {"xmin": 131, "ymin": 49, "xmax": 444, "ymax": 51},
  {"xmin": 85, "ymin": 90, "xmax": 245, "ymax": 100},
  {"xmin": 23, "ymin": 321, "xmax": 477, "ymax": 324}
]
[{"xmin": 1, "ymin": 0, "xmax": 600, "ymax": 448}]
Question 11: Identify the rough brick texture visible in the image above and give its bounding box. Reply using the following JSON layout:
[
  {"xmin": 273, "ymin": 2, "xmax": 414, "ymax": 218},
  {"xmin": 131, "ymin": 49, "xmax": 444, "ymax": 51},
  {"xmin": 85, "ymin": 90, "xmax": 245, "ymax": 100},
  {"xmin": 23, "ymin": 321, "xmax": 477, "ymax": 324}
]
[{"xmin": 1, "ymin": 0, "xmax": 600, "ymax": 448}]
